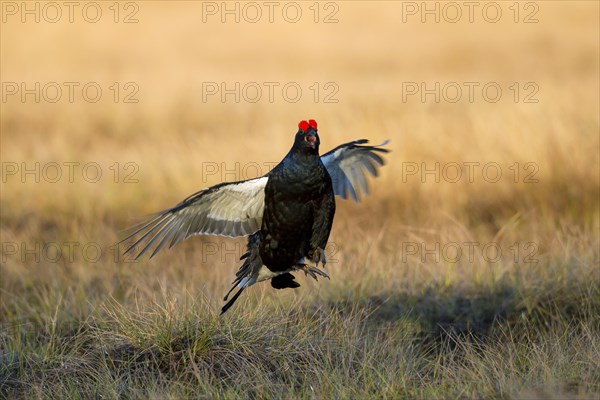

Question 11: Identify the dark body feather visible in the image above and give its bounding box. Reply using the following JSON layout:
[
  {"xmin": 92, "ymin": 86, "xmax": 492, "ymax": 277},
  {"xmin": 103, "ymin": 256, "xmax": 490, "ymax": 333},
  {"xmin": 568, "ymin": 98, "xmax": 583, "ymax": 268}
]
[{"xmin": 261, "ymin": 149, "xmax": 335, "ymax": 273}]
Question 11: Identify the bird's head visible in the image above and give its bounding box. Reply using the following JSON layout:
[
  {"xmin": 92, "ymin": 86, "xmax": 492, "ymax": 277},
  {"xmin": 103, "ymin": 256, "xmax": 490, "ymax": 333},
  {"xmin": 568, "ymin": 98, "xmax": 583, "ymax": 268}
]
[{"xmin": 294, "ymin": 119, "xmax": 320, "ymax": 154}]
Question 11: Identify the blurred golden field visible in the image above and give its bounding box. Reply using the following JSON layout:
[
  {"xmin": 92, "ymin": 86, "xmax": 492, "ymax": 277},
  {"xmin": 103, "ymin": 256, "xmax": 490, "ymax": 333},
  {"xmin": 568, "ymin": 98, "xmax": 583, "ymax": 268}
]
[{"xmin": 1, "ymin": 1, "xmax": 599, "ymax": 398}]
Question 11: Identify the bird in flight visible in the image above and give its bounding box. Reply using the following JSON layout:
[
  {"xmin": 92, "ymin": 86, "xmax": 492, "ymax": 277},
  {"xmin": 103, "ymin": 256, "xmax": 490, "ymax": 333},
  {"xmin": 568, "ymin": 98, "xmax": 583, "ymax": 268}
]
[{"xmin": 121, "ymin": 120, "xmax": 389, "ymax": 313}]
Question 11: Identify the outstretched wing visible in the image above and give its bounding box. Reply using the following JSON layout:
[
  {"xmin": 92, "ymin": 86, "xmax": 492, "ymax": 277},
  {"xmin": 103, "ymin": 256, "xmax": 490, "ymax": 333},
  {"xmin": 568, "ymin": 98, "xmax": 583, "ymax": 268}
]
[
  {"xmin": 320, "ymin": 140, "xmax": 390, "ymax": 201},
  {"xmin": 120, "ymin": 176, "xmax": 268, "ymax": 259}
]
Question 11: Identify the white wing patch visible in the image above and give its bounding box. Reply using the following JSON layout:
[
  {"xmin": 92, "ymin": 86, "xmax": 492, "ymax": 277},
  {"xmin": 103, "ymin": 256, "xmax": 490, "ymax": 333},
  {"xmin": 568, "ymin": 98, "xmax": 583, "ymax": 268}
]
[{"xmin": 121, "ymin": 176, "xmax": 268, "ymax": 259}]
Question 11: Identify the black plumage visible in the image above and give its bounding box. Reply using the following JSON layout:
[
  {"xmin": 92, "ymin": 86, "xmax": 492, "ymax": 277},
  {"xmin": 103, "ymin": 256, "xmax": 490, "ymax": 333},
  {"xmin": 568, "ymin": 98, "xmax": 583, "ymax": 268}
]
[
  {"xmin": 120, "ymin": 119, "xmax": 389, "ymax": 313},
  {"xmin": 261, "ymin": 124, "xmax": 335, "ymax": 273}
]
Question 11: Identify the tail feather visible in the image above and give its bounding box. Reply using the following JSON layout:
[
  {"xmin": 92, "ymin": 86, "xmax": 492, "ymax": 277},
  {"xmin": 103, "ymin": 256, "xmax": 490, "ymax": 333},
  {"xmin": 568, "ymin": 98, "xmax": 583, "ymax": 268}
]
[
  {"xmin": 221, "ymin": 232, "xmax": 261, "ymax": 313},
  {"xmin": 221, "ymin": 286, "xmax": 245, "ymax": 314}
]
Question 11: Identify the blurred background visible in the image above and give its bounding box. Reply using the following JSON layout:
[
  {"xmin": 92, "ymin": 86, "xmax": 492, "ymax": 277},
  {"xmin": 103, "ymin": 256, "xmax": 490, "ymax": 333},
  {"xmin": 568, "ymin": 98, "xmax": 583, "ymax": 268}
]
[{"xmin": 1, "ymin": 1, "xmax": 599, "ymax": 397}]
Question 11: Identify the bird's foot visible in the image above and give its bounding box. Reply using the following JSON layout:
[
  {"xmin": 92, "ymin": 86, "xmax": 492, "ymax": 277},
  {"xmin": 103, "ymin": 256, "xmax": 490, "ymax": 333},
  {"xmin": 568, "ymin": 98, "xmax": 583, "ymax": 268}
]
[{"xmin": 297, "ymin": 262, "xmax": 330, "ymax": 281}]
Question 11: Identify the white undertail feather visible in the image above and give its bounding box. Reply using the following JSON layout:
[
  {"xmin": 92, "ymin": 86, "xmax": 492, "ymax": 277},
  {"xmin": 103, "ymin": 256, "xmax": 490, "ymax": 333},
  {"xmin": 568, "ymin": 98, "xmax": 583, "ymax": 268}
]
[{"xmin": 237, "ymin": 265, "xmax": 295, "ymax": 289}]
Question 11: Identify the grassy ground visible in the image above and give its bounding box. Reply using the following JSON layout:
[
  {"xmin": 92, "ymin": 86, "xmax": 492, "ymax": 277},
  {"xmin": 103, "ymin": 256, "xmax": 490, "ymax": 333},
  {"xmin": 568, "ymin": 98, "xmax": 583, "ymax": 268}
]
[{"xmin": 1, "ymin": 1, "xmax": 599, "ymax": 398}]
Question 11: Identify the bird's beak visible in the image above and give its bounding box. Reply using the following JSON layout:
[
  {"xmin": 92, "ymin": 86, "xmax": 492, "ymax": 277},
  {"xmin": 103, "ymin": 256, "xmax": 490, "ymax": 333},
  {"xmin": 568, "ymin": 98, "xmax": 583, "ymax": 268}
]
[{"xmin": 305, "ymin": 132, "xmax": 317, "ymax": 148}]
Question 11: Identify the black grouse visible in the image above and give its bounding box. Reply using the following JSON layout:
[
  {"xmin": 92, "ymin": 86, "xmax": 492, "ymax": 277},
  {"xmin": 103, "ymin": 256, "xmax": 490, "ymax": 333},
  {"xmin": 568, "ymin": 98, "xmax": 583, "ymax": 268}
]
[{"xmin": 121, "ymin": 120, "xmax": 389, "ymax": 313}]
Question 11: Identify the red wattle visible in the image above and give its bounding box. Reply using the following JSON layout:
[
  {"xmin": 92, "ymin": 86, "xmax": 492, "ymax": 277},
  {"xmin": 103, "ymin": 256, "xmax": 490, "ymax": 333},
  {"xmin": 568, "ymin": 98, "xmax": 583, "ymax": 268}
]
[{"xmin": 298, "ymin": 120, "xmax": 310, "ymax": 131}]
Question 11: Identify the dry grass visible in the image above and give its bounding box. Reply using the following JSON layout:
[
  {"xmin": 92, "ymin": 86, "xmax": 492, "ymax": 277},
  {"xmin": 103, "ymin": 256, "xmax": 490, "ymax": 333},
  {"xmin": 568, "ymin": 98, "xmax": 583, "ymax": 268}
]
[{"xmin": 1, "ymin": 2, "xmax": 599, "ymax": 399}]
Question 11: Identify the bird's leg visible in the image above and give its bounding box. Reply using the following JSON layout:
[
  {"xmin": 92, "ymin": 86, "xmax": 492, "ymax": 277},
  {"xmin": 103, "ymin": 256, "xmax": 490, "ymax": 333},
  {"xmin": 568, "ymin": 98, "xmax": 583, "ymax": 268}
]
[{"xmin": 308, "ymin": 246, "xmax": 327, "ymax": 267}]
